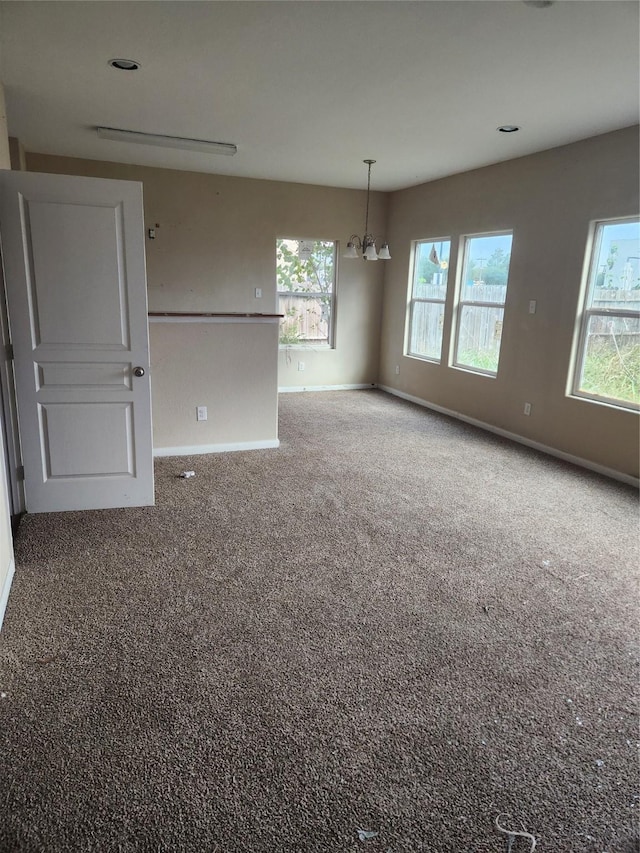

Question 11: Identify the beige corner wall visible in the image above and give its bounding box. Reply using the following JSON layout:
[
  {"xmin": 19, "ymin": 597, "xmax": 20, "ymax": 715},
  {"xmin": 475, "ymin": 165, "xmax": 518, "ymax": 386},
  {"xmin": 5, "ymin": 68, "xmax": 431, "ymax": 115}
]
[
  {"xmin": 26, "ymin": 153, "xmax": 386, "ymax": 449},
  {"xmin": 0, "ymin": 83, "xmax": 10, "ymax": 170},
  {"xmin": 380, "ymin": 126, "xmax": 640, "ymax": 480},
  {"xmin": 149, "ymin": 320, "xmax": 279, "ymax": 451}
]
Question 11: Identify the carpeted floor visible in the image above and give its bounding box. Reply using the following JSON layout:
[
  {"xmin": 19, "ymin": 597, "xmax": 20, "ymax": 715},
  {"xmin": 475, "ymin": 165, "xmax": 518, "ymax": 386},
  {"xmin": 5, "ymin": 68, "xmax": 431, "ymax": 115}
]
[{"xmin": 0, "ymin": 390, "xmax": 638, "ymax": 852}]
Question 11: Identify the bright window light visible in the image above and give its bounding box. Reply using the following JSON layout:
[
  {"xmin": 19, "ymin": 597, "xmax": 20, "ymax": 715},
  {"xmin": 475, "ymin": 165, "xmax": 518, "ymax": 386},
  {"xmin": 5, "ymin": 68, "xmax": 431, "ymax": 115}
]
[
  {"xmin": 453, "ymin": 232, "xmax": 513, "ymax": 376},
  {"xmin": 277, "ymin": 239, "xmax": 336, "ymax": 348},
  {"xmin": 407, "ymin": 239, "xmax": 452, "ymax": 362},
  {"xmin": 572, "ymin": 218, "xmax": 640, "ymax": 410}
]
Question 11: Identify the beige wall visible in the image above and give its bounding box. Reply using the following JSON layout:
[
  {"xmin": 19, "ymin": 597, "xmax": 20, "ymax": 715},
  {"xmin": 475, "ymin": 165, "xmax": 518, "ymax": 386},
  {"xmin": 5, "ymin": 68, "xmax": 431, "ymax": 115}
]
[
  {"xmin": 0, "ymin": 84, "xmax": 10, "ymax": 170},
  {"xmin": 26, "ymin": 153, "xmax": 386, "ymax": 449},
  {"xmin": 150, "ymin": 320, "xmax": 279, "ymax": 451},
  {"xmin": 379, "ymin": 126, "xmax": 640, "ymax": 479}
]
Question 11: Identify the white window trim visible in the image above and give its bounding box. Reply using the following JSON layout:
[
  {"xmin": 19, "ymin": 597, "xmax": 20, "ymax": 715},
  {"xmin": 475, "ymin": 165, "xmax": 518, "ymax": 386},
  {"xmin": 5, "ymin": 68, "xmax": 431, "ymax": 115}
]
[
  {"xmin": 570, "ymin": 216, "xmax": 640, "ymax": 411},
  {"xmin": 452, "ymin": 230, "xmax": 512, "ymax": 377},
  {"xmin": 406, "ymin": 238, "xmax": 451, "ymax": 364},
  {"xmin": 277, "ymin": 239, "xmax": 337, "ymax": 349}
]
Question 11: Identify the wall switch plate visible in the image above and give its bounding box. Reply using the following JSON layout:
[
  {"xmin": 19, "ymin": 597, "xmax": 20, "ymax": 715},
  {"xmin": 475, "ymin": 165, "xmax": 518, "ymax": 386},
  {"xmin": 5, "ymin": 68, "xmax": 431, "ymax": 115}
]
[
  {"xmin": 395, "ymin": 365, "xmax": 400, "ymax": 375},
  {"xmin": 197, "ymin": 406, "xmax": 208, "ymax": 421},
  {"xmin": 529, "ymin": 300, "xmax": 537, "ymax": 314},
  {"xmin": 298, "ymin": 361, "xmax": 305, "ymax": 371},
  {"xmin": 523, "ymin": 402, "xmax": 532, "ymax": 416},
  {"xmin": 255, "ymin": 287, "xmax": 262, "ymax": 298}
]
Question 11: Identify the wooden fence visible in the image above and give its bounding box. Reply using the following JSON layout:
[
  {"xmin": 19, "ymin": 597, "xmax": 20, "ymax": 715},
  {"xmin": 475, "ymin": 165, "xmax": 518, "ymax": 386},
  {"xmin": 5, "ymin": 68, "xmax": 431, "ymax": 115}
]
[{"xmin": 410, "ymin": 285, "xmax": 640, "ymax": 359}]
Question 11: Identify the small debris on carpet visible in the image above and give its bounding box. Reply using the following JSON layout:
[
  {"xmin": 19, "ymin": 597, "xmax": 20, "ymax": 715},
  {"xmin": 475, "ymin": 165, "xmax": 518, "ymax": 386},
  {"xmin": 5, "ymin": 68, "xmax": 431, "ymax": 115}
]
[
  {"xmin": 356, "ymin": 828, "xmax": 379, "ymax": 842},
  {"xmin": 179, "ymin": 470, "xmax": 195, "ymax": 479},
  {"xmin": 495, "ymin": 813, "xmax": 537, "ymax": 851}
]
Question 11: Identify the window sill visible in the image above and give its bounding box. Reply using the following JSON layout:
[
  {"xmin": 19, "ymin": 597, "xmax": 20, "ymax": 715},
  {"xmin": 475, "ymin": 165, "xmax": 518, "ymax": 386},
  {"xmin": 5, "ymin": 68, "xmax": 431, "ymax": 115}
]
[
  {"xmin": 568, "ymin": 391, "xmax": 639, "ymax": 414},
  {"xmin": 406, "ymin": 353, "xmax": 441, "ymax": 365},
  {"xmin": 451, "ymin": 364, "xmax": 498, "ymax": 379},
  {"xmin": 279, "ymin": 344, "xmax": 333, "ymax": 350}
]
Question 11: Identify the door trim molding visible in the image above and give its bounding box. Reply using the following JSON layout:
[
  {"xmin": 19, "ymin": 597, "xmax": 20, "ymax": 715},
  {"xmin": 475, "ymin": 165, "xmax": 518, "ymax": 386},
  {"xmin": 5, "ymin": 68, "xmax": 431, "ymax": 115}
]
[{"xmin": 0, "ymin": 558, "xmax": 15, "ymax": 632}]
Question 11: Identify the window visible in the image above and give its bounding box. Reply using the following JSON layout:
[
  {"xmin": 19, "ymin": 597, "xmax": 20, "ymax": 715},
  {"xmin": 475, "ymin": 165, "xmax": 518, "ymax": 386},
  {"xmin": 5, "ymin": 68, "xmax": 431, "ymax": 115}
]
[
  {"xmin": 453, "ymin": 232, "xmax": 513, "ymax": 375},
  {"xmin": 572, "ymin": 218, "xmax": 640, "ymax": 410},
  {"xmin": 277, "ymin": 239, "xmax": 336, "ymax": 347},
  {"xmin": 407, "ymin": 239, "xmax": 451, "ymax": 362}
]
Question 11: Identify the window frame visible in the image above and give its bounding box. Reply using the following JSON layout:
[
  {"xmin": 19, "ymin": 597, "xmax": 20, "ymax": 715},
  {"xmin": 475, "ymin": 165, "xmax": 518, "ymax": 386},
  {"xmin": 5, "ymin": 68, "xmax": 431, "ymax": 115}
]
[
  {"xmin": 406, "ymin": 237, "xmax": 452, "ymax": 364},
  {"xmin": 452, "ymin": 230, "xmax": 513, "ymax": 378},
  {"xmin": 276, "ymin": 238, "xmax": 337, "ymax": 349},
  {"xmin": 570, "ymin": 216, "xmax": 640, "ymax": 411}
]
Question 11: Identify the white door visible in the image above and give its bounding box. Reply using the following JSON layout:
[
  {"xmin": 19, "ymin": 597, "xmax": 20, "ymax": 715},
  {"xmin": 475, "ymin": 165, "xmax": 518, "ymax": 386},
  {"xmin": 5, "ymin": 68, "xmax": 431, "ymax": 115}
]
[
  {"xmin": 0, "ymin": 415, "xmax": 14, "ymax": 629},
  {"xmin": 0, "ymin": 170, "xmax": 154, "ymax": 512}
]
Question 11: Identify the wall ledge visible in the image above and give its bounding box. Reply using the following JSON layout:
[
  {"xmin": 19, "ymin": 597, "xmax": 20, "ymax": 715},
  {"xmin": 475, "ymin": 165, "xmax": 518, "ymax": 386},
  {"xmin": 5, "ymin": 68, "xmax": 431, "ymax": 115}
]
[
  {"xmin": 0, "ymin": 559, "xmax": 15, "ymax": 633},
  {"xmin": 149, "ymin": 314, "xmax": 280, "ymax": 324},
  {"xmin": 154, "ymin": 439, "xmax": 280, "ymax": 457},
  {"xmin": 378, "ymin": 384, "xmax": 639, "ymax": 488}
]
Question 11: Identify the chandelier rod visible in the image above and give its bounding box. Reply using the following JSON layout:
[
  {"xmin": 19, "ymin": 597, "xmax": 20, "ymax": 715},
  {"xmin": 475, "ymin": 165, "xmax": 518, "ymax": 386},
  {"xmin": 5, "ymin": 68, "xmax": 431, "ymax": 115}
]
[{"xmin": 363, "ymin": 159, "xmax": 375, "ymax": 239}]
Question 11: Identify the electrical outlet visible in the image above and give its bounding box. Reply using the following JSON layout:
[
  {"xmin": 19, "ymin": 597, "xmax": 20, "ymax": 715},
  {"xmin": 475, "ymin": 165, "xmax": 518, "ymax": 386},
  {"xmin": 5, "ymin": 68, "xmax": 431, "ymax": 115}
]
[
  {"xmin": 523, "ymin": 402, "xmax": 532, "ymax": 416},
  {"xmin": 298, "ymin": 361, "xmax": 305, "ymax": 372},
  {"xmin": 395, "ymin": 365, "xmax": 400, "ymax": 375},
  {"xmin": 529, "ymin": 300, "xmax": 537, "ymax": 314},
  {"xmin": 255, "ymin": 287, "xmax": 262, "ymax": 298},
  {"xmin": 196, "ymin": 406, "xmax": 208, "ymax": 421}
]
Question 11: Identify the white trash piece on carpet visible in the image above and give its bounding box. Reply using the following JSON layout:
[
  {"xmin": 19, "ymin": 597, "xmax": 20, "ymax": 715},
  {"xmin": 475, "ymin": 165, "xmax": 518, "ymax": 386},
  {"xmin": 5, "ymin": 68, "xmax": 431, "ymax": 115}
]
[
  {"xmin": 356, "ymin": 828, "xmax": 379, "ymax": 842},
  {"xmin": 179, "ymin": 470, "xmax": 196, "ymax": 479},
  {"xmin": 495, "ymin": 813, "xmax": 537, "ymax": 851}
]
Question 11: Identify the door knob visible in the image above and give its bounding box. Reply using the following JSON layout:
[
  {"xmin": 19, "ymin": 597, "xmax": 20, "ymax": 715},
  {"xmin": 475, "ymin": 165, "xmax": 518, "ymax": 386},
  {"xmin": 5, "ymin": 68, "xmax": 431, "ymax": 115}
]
[{"xmin": 133, "ymin": 366, "xmax": 145, "ymax": 378}]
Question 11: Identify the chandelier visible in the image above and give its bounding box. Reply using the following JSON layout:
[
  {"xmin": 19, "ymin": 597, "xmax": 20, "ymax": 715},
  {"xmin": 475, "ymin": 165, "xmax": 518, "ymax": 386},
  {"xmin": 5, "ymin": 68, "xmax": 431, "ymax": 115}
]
[{"xmin": 344, "ymin": 159, "xmax": 391, "ymax": 261}]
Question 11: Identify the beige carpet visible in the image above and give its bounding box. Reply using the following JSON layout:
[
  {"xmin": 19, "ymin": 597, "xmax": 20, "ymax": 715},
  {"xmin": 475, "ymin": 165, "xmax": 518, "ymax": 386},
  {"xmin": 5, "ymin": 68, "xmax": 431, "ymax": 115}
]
[{"xmin": 1, "ymin": 390, "xmax": 638, "ymax": 852}]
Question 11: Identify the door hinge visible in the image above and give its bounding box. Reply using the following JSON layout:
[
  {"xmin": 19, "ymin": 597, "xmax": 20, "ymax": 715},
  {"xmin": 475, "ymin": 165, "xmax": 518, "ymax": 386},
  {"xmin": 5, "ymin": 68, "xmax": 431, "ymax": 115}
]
[
  {"xmin": 16, "ymin": 465, "xmax": 24, "ymax": 481},
  {"xmin": 5, "ymin": 343, "xmax": 13, "ymax": 360}
]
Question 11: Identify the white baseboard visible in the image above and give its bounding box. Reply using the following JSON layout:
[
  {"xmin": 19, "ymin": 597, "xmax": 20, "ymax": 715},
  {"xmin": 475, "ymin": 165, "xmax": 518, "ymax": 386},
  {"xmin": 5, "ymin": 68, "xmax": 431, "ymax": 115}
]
[
  {"xmin": 0, "ymin": 559, "xmax": 15, "ymax": 632},
  {"xmin": 278, "ymin": 383, "xmax": 376, "ymax": 393},
  {"xmin": 154, "ymin": 439, "xmax": 280, "ymax": 458},
  {"xmin": 377, "ymin": 384, "xmax": 639, "ymax": 488}
]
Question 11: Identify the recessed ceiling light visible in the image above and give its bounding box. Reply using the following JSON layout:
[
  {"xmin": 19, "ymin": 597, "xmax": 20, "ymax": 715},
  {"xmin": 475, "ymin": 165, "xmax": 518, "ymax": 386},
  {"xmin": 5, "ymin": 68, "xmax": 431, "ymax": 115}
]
[
  {"xmin": 497, "ymin": 125, "xmax": 520, "ymax": 133},
  {"xmin": 108, "ymin": 58, "xmax": 141, "ymax": 71}
]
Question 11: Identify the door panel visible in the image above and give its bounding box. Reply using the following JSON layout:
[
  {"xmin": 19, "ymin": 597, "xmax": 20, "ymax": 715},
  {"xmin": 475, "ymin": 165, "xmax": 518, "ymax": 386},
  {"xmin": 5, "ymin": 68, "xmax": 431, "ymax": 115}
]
[
  {"xmin": 28, "ymin": 200, "xmax": 130, "ymax": 348},
  {"xmin": 0, "ymin": 171, "xmax": 154, "ymax": 512}
]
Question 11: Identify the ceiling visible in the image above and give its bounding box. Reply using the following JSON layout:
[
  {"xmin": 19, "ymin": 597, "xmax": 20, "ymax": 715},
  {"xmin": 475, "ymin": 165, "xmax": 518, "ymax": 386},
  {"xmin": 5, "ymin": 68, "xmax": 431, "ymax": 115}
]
[{"xmin": 0, "ymin": 1, "xmax": 638, "ymax": 191}]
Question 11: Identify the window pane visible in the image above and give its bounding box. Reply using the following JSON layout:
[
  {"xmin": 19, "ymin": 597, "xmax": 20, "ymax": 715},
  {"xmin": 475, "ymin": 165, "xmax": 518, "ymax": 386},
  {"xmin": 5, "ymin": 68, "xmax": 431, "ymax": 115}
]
[
  {"xmin": 455, "ymin": 305, "xmax": 504, "ymax": 374},
  {"xmin": 409, "ymin": 301, "xmax": 445, "ymax": 360},
  {"xmin": 413, "ymin": 240, "xmax": 450, "ymax": 298},
  {"xmin": 578, "ymin": 314, "xmax": 640, "ymax": 406},
  {"xmin": 276, "ymin": 239, "xmax": 335, "ymax": 294},
  {"xmin": 279, "ymin": 294, "xmax": 331, "ymax": 345},
  {"xmin": 276, "ymin": 238, "xmax": 335, "ymax": 346},
  {"xmin": 460, "ymin": 233, "xmax": 512, "ymax": 303},
  {"xmin": 587, "ymin": 220, "xmax": 640, "ymax": 305}
]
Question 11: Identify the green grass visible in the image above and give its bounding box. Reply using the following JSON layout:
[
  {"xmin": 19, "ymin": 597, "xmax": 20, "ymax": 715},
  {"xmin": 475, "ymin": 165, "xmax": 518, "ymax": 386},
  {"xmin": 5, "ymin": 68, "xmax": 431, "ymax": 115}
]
[
  {"xmin": 456, "ymin": 349, "xmax": 499, "ymax": 374},
  {"xmin": 580, "ymin": 340, "xmax": 640, "ymax": 405}
]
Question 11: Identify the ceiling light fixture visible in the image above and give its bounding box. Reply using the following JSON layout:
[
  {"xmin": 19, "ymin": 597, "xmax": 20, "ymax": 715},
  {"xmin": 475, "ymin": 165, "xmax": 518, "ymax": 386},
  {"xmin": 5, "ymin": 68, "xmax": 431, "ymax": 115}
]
[
  {"xmin": 344, "ymin": 160, "xmax": 390, "ymax": 261},
  {"xmin": 96, "ymin": 126, "xmax": 238, "ymax": 156},
  {"xmin": 497, "ymin": 125, "xmax": 520, "ymax": 133},
  {"xmin": 108, "ymin": 58, "xmax": 141, "ymax": 71}
]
